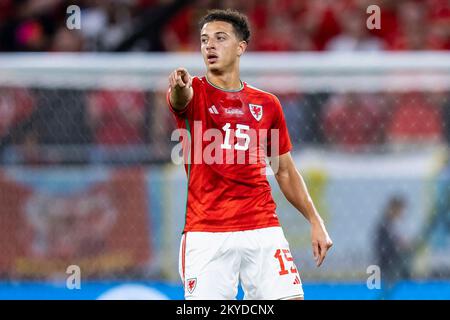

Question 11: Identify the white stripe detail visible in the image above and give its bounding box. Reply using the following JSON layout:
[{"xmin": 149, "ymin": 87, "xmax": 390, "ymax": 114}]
[{"xmin": 246, "ymin": 84, "xmax": 275, "ymax": 96}]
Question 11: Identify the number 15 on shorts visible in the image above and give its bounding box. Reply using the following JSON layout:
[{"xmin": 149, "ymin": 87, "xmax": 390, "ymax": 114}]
[{"xmin": 274, "ymin": 249, "xmax": 298, "ymax": 276}]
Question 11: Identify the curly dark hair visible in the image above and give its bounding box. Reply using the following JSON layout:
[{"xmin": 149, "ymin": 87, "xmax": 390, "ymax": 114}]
[{"xmin": 198, "ymin": 9, "xmax": 251, "ymax": 43}]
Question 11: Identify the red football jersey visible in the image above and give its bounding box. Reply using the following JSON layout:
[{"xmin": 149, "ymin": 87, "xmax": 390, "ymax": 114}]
[{"xmin": 167, "ymin": 76, "xmax": 292, "ymax": 232}]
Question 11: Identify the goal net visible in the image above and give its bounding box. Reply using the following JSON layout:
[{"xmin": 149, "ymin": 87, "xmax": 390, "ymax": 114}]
[{"xmin": 0, "ymin": 52, "xmax": 449, "ymax": 284}]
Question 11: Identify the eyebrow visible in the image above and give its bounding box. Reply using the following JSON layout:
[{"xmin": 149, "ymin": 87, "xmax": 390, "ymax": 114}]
[{"xmin": 200, "ymin": 31, "xmax": 229, "ymax": 38}]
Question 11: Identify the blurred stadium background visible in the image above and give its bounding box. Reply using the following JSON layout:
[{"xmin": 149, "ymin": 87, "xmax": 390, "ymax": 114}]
[{"xmin": 1, "ymin": 0, "xmax": 450, "ymax": 300}]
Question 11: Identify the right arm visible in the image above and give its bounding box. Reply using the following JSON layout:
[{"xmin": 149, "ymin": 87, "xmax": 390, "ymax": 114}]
[
  {"xmin": 273, "ymin": 152, "xmax": 333, "ymax": 267},
  {"xmin": 168, "ymin": 67, "xmax": 193, "ymax": 111}
]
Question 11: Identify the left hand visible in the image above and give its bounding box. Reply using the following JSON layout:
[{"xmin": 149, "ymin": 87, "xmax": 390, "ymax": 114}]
[{"xmin": 311, "ymin": 220, "xmax": 333, "ymax": 267}]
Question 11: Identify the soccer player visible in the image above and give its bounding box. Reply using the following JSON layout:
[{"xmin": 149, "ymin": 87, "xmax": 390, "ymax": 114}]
[{"xmin": 167, "ymin": 9, "xmax": 333, "ymax": 300}]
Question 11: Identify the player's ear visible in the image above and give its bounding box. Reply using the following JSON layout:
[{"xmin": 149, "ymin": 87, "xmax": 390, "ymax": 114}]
[{"xmin": 237, "ymin": 41, "xmax": 247, "ymax": 57}]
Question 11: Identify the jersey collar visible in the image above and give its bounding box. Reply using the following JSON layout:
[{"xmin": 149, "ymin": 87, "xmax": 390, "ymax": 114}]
[{"xmin": 205, "ymin": 76, "xmax": 244, "ymax": 92}]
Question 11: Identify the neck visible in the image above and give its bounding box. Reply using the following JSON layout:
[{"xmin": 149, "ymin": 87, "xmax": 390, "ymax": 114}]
[{"xmin": 206, "ymin": 67, "xmax": 242, "ymax": 91}]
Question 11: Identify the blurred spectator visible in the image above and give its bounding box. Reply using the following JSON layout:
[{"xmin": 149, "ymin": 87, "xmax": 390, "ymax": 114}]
[
  {"xmin": 0, "ymin": 0, "xmax": 449, "ymax": 52},
  {"xmin": 390, "ymin": 0, "xmax": 448, "ymax": 50},
  {"xmin": 302, "ymin": 0, "xmax": 342, "ymax": 51},
  {"xmin": 391, "ymin": 1, "xmax": 427, "ymax": 50},
  {"xmin": 32, "ymin": 27, "xmax": 91, "ymax": 148},
  {"xmin": 0, "ymin": 87, "xmax": 35, "ymax": 143},
  {"xmin": 387, "ymin": 92, "xmax": 443, "ymax": 145},
  {"xmin": 428, "ymin": 0, "xmax": 450, "ymax": 50},
  {"xmin": 302, "ymin": 93, "xmax": 328, "ymax": 144},
  {"xmin": 50, "ymin": 26, "xmax": 84, "ymax": 52},
  {"xmin": 374, "ymin": 196, "xmax": 412, "ymax": 299},
  {"xmin": 149, "ymin": 91, "xmax": 177, "ymax": 157},
  {"xmin": 279, "ymin": 93, "xmax": 304, "ymax": 144},
  {"xmin": 280, "ymin": 93, "xmax": 326, "ymax": 145},
  {"xmin": 427, "ymin": 91, "xmax": 450, "ymax": 145},
  {"xmin": 33, "ymin": 89, "xmax": 92, "ymax": 146},
  {"xmin": 81, "ymin": 1, "xmax": 135, "ymax": 51},
  {"xmin": 443, "ymin": 93, "xmax": 450, "ymax": 144},
  {"xmin": 162, "ymin": 5, "xmax": 198, "ymax": 52},
  {"xmin": 0, "ymin": 0, "xmax": 14, "ymax": 22},
  {"xmin": 322, "ymin": 93, "xmax": 386, "ymax": 150},
  {"xmin": 110, "ymin": 0, "xmax": 192, "ymax": 52},
  {"xmin": 325, "ymin": 8, "xmax": 385, "ymax": 51},
  {"xmin": 420, "ymin": 153, "xmax": 450, "ymax": 279},
  {"xmin": 3, "ymin": 129, "xmax": 43, "ymax": 166},
  {"xmin": 86, "ymin": 90, "xmax": 147, "ymax": 145},
  {"xmin": 365, "ymin": 0, "xmax": 400, "ymax": 48},
  {"xmin": 252, "ymin": 15, "xmax": 296, "ymax": 51},
  {"xmin": 0, "ymin": 0, "xmax": 64, "ymax": 51},
  {"xmin": 0, "ymin": 86, "xmax": 40, "ymax": 165}
]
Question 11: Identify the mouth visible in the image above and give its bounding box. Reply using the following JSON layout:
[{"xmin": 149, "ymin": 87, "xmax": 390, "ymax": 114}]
[{"xmin": 206, "ymin": 53, "xmax": 218, "ymax": 64}]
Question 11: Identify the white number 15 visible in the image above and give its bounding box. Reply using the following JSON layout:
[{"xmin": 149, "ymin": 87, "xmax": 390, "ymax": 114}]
[{"xmin": 221, "ymin": 123, "xmax": 250, "ymax": 151}]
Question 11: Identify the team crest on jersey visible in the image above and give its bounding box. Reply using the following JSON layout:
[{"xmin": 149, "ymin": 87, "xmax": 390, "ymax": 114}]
[
  {"xmin": 186, "ymin": 278, "xmax": 197, "ymax": 294},
  {"xmin": 249, "ymin": 104, "xmax": 263, "ymax": 121}
]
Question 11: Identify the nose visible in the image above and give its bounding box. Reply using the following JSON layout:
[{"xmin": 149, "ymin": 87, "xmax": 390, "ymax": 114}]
[{"xmin": 205, "ymin": 38, "xmax": 216, "ymax": 50}]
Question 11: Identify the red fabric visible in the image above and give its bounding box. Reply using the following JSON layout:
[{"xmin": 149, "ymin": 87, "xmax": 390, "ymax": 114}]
[
  {"xmin": 252, "ymin": 27, "xmax": 296, "ymax": 51},
  {"xmin": 323, "ymin": 94, "xmax": 385, "ymax": 148},
  {"xmin": 368, "ymin": 7, "xmax": 400, "ymax": 48},
  {"xmin": 0, "ymin": 88, "xmax": 35, "ymax": 138},
  {"xmin": 167, "ymin": 77, "xmax": 292, "ymax": 232},
  {"xmin": 248, "ymin": 3, "xmax": 269, "ymax": 30},
  {"xmin": 164, "ymin": 7, "xmax": 194, "ymax": 49},
  {"xmin": 0, "ymin": 0, "xmax": 13, "ymax": 21},
  {"xmin": 388, "ymin": 93, "xmax": 443, "ymax": 141},
  {"xmin": 428, "ymin": 0, "xmax": 450, "ymax": 49},
  {"xmin": 310, "ymin": 7, "xmax": 342, "ymax": 51},
  {"xmin": 428, "ymin": 0, "xmax": 450, "ymax": 21},
  {"xmin": 88, "ymin": 90, "xmax": 146, "ymax": 145}
]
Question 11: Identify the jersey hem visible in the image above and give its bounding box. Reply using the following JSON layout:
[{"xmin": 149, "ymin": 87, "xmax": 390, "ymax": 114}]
[{"xmin": 183, "ymin": 221, "xmax": 281, "ymax": 233}]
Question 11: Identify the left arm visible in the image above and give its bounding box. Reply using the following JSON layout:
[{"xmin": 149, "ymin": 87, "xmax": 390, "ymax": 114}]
[{"xmin": 272, "ymin": 152, "xmax": 333, "ymax": 267}]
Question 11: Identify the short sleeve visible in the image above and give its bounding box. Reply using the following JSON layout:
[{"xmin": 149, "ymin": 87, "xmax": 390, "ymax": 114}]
[{"xmin": 267, "ymin": 95, "xmax": 292, "ymax": 157}]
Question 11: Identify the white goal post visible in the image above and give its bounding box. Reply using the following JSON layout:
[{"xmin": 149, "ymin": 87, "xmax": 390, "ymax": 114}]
[{"xmin": 0, "ymin": 52, "xmax": 449, "ymax": 92}]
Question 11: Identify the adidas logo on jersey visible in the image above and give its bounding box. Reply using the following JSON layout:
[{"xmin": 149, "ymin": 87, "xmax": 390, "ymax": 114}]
[
  {"xmin": 293, "ymin": 276, "xmax": 301, "ymax": 285},
  {"xmin": 208, "ymin": 105, "xmax": 219, "ymax": 114}
]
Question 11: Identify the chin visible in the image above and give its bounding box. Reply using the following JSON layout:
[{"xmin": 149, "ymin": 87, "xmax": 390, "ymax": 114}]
[{"xmin": 208, "ymin": 65, "xmax": 222, "ymax": 73}]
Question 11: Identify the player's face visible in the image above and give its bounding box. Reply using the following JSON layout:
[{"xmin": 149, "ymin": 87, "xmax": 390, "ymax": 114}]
[{"xmin": 200, "ymin": 21, "xmax": 246, "ymax": 73}]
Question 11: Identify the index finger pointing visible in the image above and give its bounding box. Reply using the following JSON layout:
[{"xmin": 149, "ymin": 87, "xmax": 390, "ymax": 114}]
[{"xmin": 176, "ymin": 67, "xmax": 187, "ymax": 76}]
